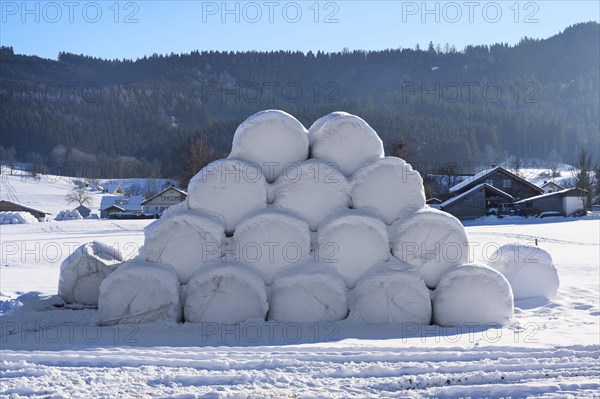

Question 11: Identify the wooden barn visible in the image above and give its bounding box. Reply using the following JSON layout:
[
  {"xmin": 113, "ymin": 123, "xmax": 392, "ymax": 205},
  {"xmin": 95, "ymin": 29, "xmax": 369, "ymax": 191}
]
[
  {"xmin": 440, "ymin": 183, "xmax": 514, "ymax": 220},
  {"xmin": 141, "ymin": 186, "xmax": 187, "ymax": 216},
  {"xmin": 512, "ymin": 188, "xmax": 588, "ymax": 216},
  {"xmin": 0, "ymin": 200, "xmax": 52, "ymax": 221},
  {"xmin": 449, "ymin": 166, "xmax": 543, "ymax": 201}
]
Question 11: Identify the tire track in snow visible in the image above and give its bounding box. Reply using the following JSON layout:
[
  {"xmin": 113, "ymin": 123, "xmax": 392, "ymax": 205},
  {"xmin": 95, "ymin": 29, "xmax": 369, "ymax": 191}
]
[{"xmin": 1, "ymin": 346, "xmax": 598, "ymax": 398}]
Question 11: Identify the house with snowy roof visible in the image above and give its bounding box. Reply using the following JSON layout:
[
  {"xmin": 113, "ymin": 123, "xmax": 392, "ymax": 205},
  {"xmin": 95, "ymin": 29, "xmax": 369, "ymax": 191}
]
[
  {"xmin": 512, "ymin": 188, "xmax": 587, "ymax": 217},
  {"xmin": 440, "ymin": 166, "xmax": 543, "ymax": 219},
  {"xmin": 99, "ymin": 196, "xmax": 144, "ymax": 219},
  {"xmin": 540, "ymin": 181, "xmax": 565, "ymax": 194},
  {"xmin": 141, "ymin": 186, "xmax": 187, "ymax": 216}
]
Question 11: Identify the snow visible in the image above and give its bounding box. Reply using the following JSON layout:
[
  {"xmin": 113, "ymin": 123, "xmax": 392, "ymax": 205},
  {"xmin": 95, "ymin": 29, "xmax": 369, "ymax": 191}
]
[
  {"xmin": 183, "ymin": 262, "xmax": 268, "ymax": 323},
  {"xmin": 432, "ymin": 263, "xmax": 514, "ymax": 327},
  {"xmin": 271, "ymin": 159, "xmax": 350, "ymax": 230},
  {"xmin": 449, "ymin": 166, "xmax": 502, "ymax": 193},
  {"xmin": 390, "ymin": 207, "xmax": 470, "ymax": 288},
  {"xmin": 228, "ymin": 110, "xmax": 309, "ymax": 183},
  {"xmin": 98, "ymin": 260, "xmax": 182, "ymax": 326},
  {"xmin": 231, "ymin": 208, "xmax": 311, "ymax": 284},
  {"xmin": 143, "ymin": 209, "xmax": 226, "ymax": 284},
  {"xmin": 350, "ymin": 258, "xmax": 432, "ymax": 325},
  {"xmin": 0, "ymin": 211, "xmax": 38, "ymax": 224},
  {"xmin": 351, "ymin": 157, "xmax": 426, "ymax": 224},
  {"xmin": 54, "ymin": 209, "xmax": 82, "ymax": 221},
  {"xmin": 309, "ymin": 113, "xmax": 384, "ymax": 176},
  {"xmin": 316, "ymin": 208, "xmax": 390, "ymax": 288},
  {"xmin": 440, "ymin": 183, "xmax": 513, "ymax": 208},
  {"xmin": 187, "ymin": 159, "xmax": 268, "ymax": 234},
  {"xmin": 58, "ymin": 241, "xmax": 124, "ymax": 305},
  {"xmin": 307, "ymin": 111, "xmax": 350, "ymax": 144},
  {"xmin": 488, "ymin": 243, "xmax": 560, "ymax": 300},
  {"xmin": 268, "ymin": 261, "xmax": 348, "ymax": 322}
]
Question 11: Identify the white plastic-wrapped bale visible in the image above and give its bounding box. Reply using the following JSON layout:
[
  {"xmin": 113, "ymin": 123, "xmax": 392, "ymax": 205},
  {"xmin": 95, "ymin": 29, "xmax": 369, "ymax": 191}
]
[
  {"xmin": 228, "ymin": 110, "xmax": 309, "ymax": 183},
  {"xmin": 58, "ymin": 241, "xmax": 124, "ymax": 305},
  {"xmin": 98, "ymin": 260, "xmax": 182, "ymax": 326},
  {"xmin": 351, "ymin": 157, "xmax": 426, "ymax": 224},
  {"xmin": 271, "ymin": 159, "xmax": 350, "ymax": 230},
  {"xmin": 307, "ymin": 111, "xmax": 350, "ymax": 145},
  {"xmin": 55, "ymin": 210, "xmax": 83, "ymax": 221},
  {"xmin": 232, "ymin": 208, "xmax": 311, "ymax": 284},
  {"xmin": 351, "ymin": 259, "xmax": 432, "ymax": 325},
  {"xmin": 390, "ymin": 207, "xmax": 469, "ymax": 289},
  {"xmin": 268, "ymin": 262, "xmax": 348, "ymax": 322},
  {"xmin": 160, "ymin": 199, "xmax": 189, "ymax": 218},
  {"xmin": 432, "ymin": 263, "xmax": 514, "ymax": 327},
  {"xmin": 188, "ymin": 159, "xmax": 268, "ymax": 234},
  {"xmin": 487, "ymin": 243, "xmax": 559, "ymax": 300},
  {"xmin": 310, "ymin": 113, "xmax": 384, "ymax": 176},
  {"xmin": 316, "ymin": 209, "xmax": 390, "ymax": 288},
  {"xmin": 184, "ymin": 262, "xmax": 268, "ymax": 323},
  {"xmin": 0, "ymin": 211, "xmax": 39, "ymax": 224},
  {"xmin": 143, "ymin": 209, "xmax": 226, "ymax": 284}
]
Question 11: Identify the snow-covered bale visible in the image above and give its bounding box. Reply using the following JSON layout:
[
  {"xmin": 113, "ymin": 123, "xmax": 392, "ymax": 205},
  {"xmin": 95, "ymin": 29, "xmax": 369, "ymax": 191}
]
[
  {"xmin": 316, "ymin": 209, "xmax": 390, "ymax": 288},
  {"xmin": 390, "ymin": 207, "xmax": 469, "ymax": 288},
  {"xmin": 98, "ymin": 260, "xmax": 182, "ymax": 326},
  {"xmin": 351, "ymin": 157, "xmax": 426, "ymax": 224},
  {"xmin": 184, "ymin": 262, "xmax": 268, "ymax": 323},
  {"xmin": 0, "ymin": 211, "xmax": 39, "ymax": 224},
  {"xmin": 432, "ymin": 263, "xmax": 514, "ymax": 327},
  {"xmin": 229, "ymin": 110, "xmax": 309, "ymax": 183},
  {"xmin": 232, "ymin": 208, "xmax": 311, "ymax": 284},
  {"xmin": 271, "ymin": 159, "xmax": 350, "ymax": 230},
  {"xmin": 310, "ymin": 113, "xmax": 384, "ymax": 176},
  {"xmin": 161, "ymin": 199, "xmax": 189, "ymax": 218},
  {"xmin": 268, "ymin": 262, "xmax": 348, "ymax": 322},
  {"xmin": 188, "ymin": 159, "xmax": 268, "ymax": 234},
  {"xmin": 487, "ymin": 243, "xmax": 559, "ymax": 300},
  {"xmin": 143, "ymin": 209, "xmax": 226, "ymax": 284},
  {"xmin": 351, "ymin": 259, "xmax": 432, "ymax": 325},
  {"xmin": 55, "ymin": 209, "xmax": 83, "ymax": 221},
  {"xmin": 58, "ymin": 241, "xmax": 124, "ymax": 305},
  {"xmin": 307, "ymin": 111, "xmax": 350, "ymax": 145}
]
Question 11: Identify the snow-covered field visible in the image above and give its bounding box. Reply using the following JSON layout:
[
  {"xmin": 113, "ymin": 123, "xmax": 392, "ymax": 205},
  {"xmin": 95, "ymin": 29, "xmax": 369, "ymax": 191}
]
[{"xmin": 1, "ymin": 216, "xmax": 598, "ymax": 398}]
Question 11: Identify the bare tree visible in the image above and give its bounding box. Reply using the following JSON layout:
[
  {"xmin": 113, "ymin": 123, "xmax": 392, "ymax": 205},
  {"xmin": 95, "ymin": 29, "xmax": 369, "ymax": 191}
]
[
  {"xmin": 389, "ymin": 135, "xmax": 419, "ymax": 166},
  {"xmin": 572, "ymin": 148, "xmax": 593, "ymax": 210},
  {"xmin": 66, "ymin": 187, "xmax": 92, "ymax": 207},
  {"xmin": 181, "ymin": 131, "xmax": 219, "ymax": 187},
  {"xmin": 437, "ymin": 162, "xmax": 462, "ymax": 195}
]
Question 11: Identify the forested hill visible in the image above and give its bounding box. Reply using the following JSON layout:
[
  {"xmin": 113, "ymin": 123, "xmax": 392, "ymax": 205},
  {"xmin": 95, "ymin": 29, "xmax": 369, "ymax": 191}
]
[{"xmin": 1, "ymin": 22, "xmax": 598, "ymax": 179}]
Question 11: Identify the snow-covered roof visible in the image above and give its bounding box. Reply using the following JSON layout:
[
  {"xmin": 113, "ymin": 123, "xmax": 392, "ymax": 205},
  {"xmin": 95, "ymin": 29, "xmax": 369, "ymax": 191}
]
[
  {"xmin": 100, "ymin": 196, "xmax": 144, "ymax": 211},
  {"xmin": 141, "ymin": 187, "xmax": 187, "ymax": 205},
  {"xmin": 0, "ymin": 200, "xmax": 52, "ymax": 215},
  {"xmin": 541, "ymin": 181, "xmax": 564, "ymax": 189},
  {"xmin": 100, "ymin": 182, "xmax": 124, "ymax": 193},
  {"xmin": 441, "ymin": 183, "xmax": 513, "ymax": 208},
  {"xmin": 512, "ymin": 188, "xmax": 585, "ymax": 204},
  {"xmin": 449, "ymin": 166, "xmax": 542, "ymax": 194}
]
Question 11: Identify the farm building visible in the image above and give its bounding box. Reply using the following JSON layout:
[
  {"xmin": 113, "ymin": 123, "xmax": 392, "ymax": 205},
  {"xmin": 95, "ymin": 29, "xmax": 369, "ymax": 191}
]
[
  {"xmin": 540, "ymin": 181, "xmax": 565, "ymax": 194},
  {"xmin": 440, "ymin": 184, "xmax": 514, "ymax": 220},
  {"xmin": 74, "ymin": 204, "xmax": 91, "ymax": 218},
  {"xmin": 0, "ymin": 200, "xmax": 52, "ymax": 221},
  {"xmin": 99, "ymin": 196, "xmax": 144, "ymax": 219},
  {"xmin": 450, "ymin": 166, "xmax": 543, "ymax": 200},
  {"xmin": 512, "ymin": 188, "xmax": 587, "ymax": 217},
  {"xmin": 141, "ymin": 186, "xmax": 187, "ymax": 216}
]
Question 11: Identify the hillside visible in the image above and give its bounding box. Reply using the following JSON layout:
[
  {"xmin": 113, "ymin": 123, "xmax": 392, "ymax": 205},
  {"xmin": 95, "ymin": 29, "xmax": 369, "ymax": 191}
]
[{"xmin": 1, "ymin": 22, "xmax": 598, "ymax": 179}]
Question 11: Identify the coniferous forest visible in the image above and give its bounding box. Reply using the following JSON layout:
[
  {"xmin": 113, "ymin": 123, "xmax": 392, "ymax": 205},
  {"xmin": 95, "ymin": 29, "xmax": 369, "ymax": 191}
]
[{"xmin": 0, "ymin": 22, "xmax": 598, "ymax": 180}]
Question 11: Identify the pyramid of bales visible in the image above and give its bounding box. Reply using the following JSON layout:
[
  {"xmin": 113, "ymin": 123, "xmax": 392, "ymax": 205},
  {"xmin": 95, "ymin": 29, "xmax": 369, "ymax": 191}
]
[{"xmin": 59, "ymin": 110, "xmax": 560, "ymax": 327}]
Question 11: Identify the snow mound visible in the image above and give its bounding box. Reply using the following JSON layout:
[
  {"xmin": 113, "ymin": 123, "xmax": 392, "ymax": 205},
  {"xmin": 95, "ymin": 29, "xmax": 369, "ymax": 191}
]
[
  {"xmin": 188, "ymin": 159, "xmax": 268, "ymax": 234},
  {"xmin": 351, "ymin": 157, "xmax": 426, "ymax": 224},
  {"xmin": 390, "ymin": 207, "xmax": 469, "ymax": 288},
  {"xmin": 271, "ymin": 159, "xmax": 350, "ymax": 230},
  {"xmin": 58, "ymin": 241, "xmax": 124, "ymax": 305},
  {"xmin": 184, "ymin": 262, "xmax": 268, "ymax": 323},
  {"xmin": 310, "ymin": 113, "xmax": 384, "ymax": 176},
  {"xmin": 316, "ymin": 209, "xmax": 390, "ymax": 288},
  {"xmin": 307, "ymin": 111, "xmax": 351, "ymax": 145},
  {"xmin": 143, "ymin": 210, "xmax": 226, "ymax": 284},
  {"xmin": 487, "ymin": 243, "xmax": 559, "ymax": 300},
  {"xmin": 55, "ymin": 209, "xmax": 82, "ymax": 221},
  {"xmin": 229, "ymin": 110, "xmax": 309, "ymax": 183},
  {"xmin": 0, "ymin": 211, "xmax": 38, "ymax": 224},
  {"xmin": 351, "ymin": 259, "xmax": 432, "ymax": 325},
  {"xmin": 268, "ymin": 262, "xmax": 348, "ymax": 322},
  {"xmin": 232, "ymin": 208, "xmax": 311, "ymax": 284},
  {"xmin": 98, "ymin": 260, "xmax": 182, "ymax": 326},
  {"xmin": 432, "ymin": 263, "xmax": 514, "ymax": 327}
]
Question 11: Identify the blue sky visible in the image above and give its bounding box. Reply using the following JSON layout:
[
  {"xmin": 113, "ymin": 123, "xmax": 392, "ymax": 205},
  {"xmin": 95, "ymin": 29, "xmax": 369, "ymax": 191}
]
[{"xmin": 1, "ymin": 1, "xmax": 598, "ymax": 60}]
